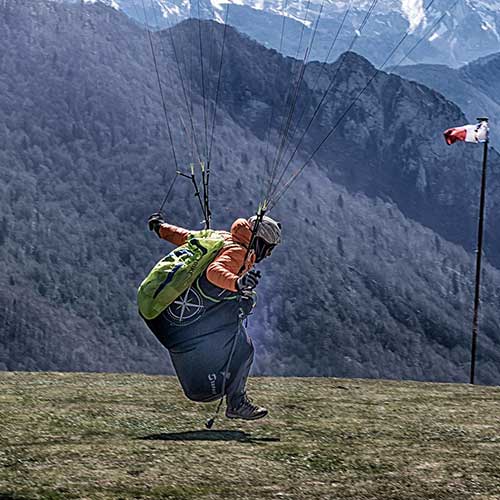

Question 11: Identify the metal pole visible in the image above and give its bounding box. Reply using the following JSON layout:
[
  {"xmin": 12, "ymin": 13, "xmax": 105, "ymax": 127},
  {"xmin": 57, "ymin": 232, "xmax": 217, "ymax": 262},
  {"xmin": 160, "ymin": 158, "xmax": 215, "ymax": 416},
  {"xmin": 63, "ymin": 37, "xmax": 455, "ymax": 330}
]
[{"xmin": 470, "ymin": 136, "xmax": 489, "ymax": 385}]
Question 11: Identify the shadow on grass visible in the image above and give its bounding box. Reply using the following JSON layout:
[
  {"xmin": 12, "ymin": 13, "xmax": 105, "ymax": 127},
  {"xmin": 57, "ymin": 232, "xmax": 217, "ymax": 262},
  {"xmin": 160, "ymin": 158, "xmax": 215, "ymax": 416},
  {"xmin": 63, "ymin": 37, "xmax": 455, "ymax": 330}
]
[
  {"xmin": 0, "ymin": 493, "xmax": 35, "ymax": 500},
  {"xmin": 140, "ymin": 430, "xmax": 280, "ymax": 443}
]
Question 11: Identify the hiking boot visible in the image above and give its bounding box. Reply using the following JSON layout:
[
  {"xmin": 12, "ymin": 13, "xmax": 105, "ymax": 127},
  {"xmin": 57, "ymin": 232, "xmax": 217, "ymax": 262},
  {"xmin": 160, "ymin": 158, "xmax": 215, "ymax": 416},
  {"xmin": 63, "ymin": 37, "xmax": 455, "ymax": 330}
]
[{"xmin": 226, "ymin": 394, "xmax": 268, "ymax": 421}]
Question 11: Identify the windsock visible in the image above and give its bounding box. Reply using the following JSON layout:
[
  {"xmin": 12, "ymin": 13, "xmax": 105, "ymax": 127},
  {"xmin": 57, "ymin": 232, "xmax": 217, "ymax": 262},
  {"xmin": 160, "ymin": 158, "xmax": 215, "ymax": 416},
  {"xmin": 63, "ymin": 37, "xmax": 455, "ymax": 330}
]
[{"xmin": 444, "ymin": 120, "xmax": 489, "ymax": 145}]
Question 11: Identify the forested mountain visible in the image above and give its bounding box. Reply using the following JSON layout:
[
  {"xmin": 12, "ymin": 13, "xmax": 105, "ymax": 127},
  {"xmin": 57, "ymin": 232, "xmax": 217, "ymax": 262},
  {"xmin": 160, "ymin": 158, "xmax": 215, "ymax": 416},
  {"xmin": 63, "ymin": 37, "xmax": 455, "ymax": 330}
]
[
  {"xmin": 393, "ymin": 53, "xmax": 500, "ymax": 145},
  {"xmin": 1, "ymin": 0, "xmax": 500, "ymax": 383}
]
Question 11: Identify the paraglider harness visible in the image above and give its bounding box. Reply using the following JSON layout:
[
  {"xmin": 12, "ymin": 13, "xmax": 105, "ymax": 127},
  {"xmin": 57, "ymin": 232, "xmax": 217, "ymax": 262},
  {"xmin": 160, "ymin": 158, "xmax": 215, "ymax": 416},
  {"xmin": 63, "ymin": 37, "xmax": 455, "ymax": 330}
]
[{"xmin": 139, "ymin": 191, "xmax": 265, "ymax": 428}]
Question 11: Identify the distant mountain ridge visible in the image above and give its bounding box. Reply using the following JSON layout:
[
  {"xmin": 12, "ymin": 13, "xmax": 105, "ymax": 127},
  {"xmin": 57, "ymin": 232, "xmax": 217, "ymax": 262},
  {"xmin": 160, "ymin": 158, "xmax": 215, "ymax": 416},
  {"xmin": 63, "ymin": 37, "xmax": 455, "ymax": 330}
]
[
  {"xmin": 61, "ymin": 0, "xmax": 500, "ymax": 67},
  {"xmin": 392, "ymin": 53, "xmax": 500, "ymax": 145},
  {"xmin": 1, "ymin": 0, "xmax": 500, "ymax": 383}
]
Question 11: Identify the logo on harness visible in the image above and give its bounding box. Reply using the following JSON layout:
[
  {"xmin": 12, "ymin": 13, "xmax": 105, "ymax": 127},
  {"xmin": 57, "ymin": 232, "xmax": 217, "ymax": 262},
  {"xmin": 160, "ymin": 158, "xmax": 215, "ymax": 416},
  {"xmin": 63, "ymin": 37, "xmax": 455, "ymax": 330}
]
[
  {"xmin": 208, "ymin": 373, "xmax": 217, "ymax": 395},
  {"xmin": 166, "ymin": 287, "xmax": 204, "ymax": 325}
]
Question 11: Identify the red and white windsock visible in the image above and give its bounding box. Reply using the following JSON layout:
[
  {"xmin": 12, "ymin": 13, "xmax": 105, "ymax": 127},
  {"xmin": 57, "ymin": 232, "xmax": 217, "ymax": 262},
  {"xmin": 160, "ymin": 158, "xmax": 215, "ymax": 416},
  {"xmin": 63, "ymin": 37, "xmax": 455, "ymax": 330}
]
[{"xmin": 444, "ymin": 120, "xmax": 489, "ymax": 145}]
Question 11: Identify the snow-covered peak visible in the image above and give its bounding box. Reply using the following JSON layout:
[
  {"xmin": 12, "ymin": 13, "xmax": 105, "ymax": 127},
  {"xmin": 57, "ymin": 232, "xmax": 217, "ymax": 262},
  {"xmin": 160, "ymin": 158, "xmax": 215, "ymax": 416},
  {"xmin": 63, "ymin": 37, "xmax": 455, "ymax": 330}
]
[
  {"xmin": 82, "ymin": 0, "xmax": 120, "ymax": 9},
  {"xmin": 63, "ymin": 0, "xmax": 500, "ymax": 67}
]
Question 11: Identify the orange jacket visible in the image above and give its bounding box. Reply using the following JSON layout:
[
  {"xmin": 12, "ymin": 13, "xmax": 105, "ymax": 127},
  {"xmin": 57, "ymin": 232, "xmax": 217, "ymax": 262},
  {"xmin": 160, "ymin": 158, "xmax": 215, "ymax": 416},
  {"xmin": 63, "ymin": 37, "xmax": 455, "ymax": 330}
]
[{"xmin": 158, "ymin": 219, "xmax": 256, "ymax": 292}]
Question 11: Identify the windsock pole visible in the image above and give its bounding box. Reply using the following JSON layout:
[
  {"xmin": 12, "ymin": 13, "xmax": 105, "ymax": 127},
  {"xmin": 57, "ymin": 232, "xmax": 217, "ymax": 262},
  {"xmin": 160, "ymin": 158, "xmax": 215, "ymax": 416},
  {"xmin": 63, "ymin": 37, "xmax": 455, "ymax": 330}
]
[{"xmin": 470, "ymin": 117, "xmax": 489, "ymax": 385}]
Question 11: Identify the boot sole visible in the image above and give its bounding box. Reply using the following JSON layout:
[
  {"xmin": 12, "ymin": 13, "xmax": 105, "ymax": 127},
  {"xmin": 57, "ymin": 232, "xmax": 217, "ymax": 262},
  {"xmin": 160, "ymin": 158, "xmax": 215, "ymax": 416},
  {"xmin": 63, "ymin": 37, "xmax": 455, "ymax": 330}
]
[{"xmin": 225, "ymin": 410, "xmax": 268, "ymax": 420}]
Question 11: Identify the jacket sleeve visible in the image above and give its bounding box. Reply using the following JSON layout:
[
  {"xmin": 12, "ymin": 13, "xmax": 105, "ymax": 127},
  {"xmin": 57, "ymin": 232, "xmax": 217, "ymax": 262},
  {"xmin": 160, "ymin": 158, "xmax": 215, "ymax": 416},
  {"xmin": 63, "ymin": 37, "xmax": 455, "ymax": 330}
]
[
  {"xmin": 206, "ymin": 245, "xmax": 249, "ymax": 292},
  {"xmin": 158, "ymin": 223, "xmax": 190, "ymax": 247}
]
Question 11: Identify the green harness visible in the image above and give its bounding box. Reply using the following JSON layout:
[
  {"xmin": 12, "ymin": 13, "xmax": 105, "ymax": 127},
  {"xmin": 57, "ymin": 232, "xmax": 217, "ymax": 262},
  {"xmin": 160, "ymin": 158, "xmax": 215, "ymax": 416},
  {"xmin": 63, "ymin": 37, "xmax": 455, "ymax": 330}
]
[{"xmin": 137, "ymin": 230, "xmax": 226, "ymax": 320}]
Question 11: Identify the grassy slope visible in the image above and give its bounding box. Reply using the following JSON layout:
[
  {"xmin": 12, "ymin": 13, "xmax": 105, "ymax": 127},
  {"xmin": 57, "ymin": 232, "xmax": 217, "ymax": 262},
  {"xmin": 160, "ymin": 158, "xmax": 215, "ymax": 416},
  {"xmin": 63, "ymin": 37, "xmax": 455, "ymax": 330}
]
[{"xmin": 0, "ymin": 373, "xmax": 499, "ymax": 500}]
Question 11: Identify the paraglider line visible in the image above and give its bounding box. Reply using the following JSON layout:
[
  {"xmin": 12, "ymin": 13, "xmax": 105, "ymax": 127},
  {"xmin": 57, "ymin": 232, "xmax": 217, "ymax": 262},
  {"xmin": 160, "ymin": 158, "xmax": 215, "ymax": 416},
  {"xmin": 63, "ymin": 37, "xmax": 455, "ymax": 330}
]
[
  {"xmin": 265, "ymin": 0, "xmax": 325, "ymax": 201},
  {"xmin": 269, "ymin": 0, "xmax": 453, "ymax": 209},
  {"xmin": 207, "ymin": 4, "xmax": 230, "ymax": 166},
  {"xmin": 267, "ymin": 0, "xmax": 379, "ymax": 202},
  {"xmin": 148, "ymin": 0, "xmax": 204, "ymax": 166},
  {"xmin": 276, "ymin": 0, "xmax": 352, "ymax": 176},
  {"xmin": 139, "ymin": 0, "xmax": 180, "ymax": 178},
  {"xmin": 159, "ymin": 172, "xmax": 180, "ymax": 213},
  {"xmin": 260, "ymin": 0, "xmax": 290, "ymax": 199},
  {"xmin": 197, "ymin": 0, "xmax": 210, "ymax": 161}
]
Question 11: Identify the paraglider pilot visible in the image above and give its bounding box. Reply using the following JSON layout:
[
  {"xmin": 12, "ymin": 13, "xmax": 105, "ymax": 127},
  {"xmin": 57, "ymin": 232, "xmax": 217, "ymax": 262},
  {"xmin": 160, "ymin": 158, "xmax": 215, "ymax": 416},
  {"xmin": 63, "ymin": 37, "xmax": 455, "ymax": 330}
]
[{"xmin": 143, "ymin": 213, "xmax": 282, "ymax": 420}]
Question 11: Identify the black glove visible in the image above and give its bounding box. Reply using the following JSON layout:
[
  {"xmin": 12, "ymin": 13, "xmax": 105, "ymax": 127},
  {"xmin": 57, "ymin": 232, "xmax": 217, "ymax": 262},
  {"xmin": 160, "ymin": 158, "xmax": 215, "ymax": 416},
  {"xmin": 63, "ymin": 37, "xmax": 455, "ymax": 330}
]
[
  {"xmin": 239, "ymin": 292, "xmax": 256, "ymax": 317},
  {"xmin": 148, "ymin": 213, "xmax": 164, "ymax": 236},
  {"xmin": 236, "ymin": 270, "xmax": 261, "ymax": 293}
]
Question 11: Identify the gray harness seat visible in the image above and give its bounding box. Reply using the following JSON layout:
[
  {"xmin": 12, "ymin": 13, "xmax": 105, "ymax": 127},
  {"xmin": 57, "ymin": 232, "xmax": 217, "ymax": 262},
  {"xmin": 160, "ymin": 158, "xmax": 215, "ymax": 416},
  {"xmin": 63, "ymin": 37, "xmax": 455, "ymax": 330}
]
[{"xmin": 142, "ymin": 273, "xmax": 254, "ymax": 407}]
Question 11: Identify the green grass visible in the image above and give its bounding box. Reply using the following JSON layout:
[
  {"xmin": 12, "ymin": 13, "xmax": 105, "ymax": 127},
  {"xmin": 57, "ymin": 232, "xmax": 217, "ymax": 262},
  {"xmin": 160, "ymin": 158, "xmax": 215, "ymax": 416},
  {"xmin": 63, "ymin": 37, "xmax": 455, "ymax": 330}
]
[{"xmin": 1, "ymin": 373, "xmax": 499, "ymax": 499}]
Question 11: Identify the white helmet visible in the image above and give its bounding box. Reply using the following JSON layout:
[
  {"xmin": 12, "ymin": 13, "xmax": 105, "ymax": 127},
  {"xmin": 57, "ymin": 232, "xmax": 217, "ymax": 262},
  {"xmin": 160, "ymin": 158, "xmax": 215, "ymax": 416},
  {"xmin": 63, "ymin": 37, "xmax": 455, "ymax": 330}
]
[{"xmin": 248, "ymin": 215, "xmax": 282, "ymax": 245}]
